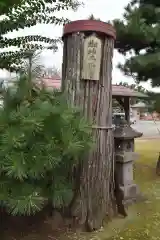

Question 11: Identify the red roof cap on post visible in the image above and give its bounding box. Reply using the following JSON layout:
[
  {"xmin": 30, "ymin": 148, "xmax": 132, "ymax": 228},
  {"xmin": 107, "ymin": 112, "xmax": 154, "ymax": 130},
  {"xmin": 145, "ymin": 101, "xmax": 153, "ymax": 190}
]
[{"xmin": 63, "ymin": 20, "xmax": 116, "ymax": 39}]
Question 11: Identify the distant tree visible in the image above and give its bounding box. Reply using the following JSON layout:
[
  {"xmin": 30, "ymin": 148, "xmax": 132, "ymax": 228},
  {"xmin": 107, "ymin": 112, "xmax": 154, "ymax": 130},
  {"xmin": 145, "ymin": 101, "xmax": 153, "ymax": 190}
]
[
  {"xmin": 88, "ymin": 14, "xmax": 101, "ymax": 21},
  {"xmin": 20, "ymin": 51, "xmax": 45, "ymax": 79},
  {"xmin": 44, "ymin": 66, "xmax": 61, "ymax": 78},
  {"xmin": 147, "ymin": 92, "xmax": 160, "ymax": 113}
]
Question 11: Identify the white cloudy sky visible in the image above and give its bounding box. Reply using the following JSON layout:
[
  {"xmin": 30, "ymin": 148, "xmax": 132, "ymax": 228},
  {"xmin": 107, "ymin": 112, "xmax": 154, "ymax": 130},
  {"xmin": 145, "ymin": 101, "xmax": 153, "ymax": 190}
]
[{"xmin": 1, "ymin": 0, "xmax": 159, "ymax": 92}]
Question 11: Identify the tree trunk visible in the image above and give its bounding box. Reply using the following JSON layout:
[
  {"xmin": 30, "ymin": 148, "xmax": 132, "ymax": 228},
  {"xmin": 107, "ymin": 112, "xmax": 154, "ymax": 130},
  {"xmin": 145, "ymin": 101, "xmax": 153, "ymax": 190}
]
[
  {"xmin": 156, "ymin": 153, "xmax": 160, "ymax": 176},
  {"xmin": 62, "ymin": 29, "xmax": 116, "ymax": 230}
]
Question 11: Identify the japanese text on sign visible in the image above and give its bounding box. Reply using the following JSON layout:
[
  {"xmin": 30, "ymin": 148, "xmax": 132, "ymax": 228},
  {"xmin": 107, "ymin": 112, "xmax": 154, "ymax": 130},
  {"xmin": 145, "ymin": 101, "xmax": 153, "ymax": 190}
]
[{"xmin": 82, "ymin": 35, "xmax": 102, "ymax": 81}]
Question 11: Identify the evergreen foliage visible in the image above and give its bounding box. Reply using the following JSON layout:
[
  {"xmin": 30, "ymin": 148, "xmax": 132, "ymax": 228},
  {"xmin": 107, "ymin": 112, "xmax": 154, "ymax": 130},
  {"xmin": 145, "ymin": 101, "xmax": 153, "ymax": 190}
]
[
  {"xmin": 0, "ymin": 0, "xmax": 23, "ymax": 14},
  {"xmin": 0, "ymin": 75, "xmax": 92, "ymax": 216},
  {"xmin": 0, "ymin": 0, "xmax": 82, "ymax": 71},
  {"xmin": 113, "ymin": 0, "xmax": 160, "ymax": 87}
]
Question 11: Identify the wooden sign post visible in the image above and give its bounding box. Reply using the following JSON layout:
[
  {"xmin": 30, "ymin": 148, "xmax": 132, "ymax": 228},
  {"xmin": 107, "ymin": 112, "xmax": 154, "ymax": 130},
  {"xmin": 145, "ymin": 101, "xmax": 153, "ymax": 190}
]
[
  {"xmin": 62, "ymin": 20, "xmax": 116, "ymax": 231},
  {"xmin": 82, "ymin": 35, "xmax": 102, "ymax": 81}
]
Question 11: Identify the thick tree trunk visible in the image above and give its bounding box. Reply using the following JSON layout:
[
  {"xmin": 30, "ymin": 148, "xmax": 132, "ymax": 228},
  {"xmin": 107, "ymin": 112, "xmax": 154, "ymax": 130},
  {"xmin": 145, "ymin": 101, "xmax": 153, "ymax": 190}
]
[
  {"xmin": 62, "ymin": 32, "xmax": 116, "ymax": 230},
  {"xmin": 70, "ymin": 132, "xmax": 116, "ymax": 231}
]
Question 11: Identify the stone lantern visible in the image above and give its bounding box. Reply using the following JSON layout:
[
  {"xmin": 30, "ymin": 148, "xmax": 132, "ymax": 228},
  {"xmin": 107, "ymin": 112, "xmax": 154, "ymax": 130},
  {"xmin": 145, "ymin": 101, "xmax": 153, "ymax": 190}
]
[{"xmin": 114, "ymin": 120, "xmax": 143, "ymax": 209}]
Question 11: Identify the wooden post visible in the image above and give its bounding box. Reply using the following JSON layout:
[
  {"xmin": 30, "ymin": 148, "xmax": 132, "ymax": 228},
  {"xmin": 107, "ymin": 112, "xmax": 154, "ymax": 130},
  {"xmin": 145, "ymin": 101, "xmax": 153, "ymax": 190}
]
[
  {"xmin": 62, "ymin": 20, "xmax": 116, "ymax": 231},
  {"xmin": 124, "ymin": 96, "xmax": 130, "ymax": 124}
]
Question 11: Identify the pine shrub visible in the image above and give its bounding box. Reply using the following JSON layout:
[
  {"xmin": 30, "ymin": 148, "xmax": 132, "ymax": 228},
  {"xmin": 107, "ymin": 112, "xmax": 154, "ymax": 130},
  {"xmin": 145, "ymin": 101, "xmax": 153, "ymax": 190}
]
[{"xmin": 0, "ymin": 75, "xmax": 92, "ymax": 216}]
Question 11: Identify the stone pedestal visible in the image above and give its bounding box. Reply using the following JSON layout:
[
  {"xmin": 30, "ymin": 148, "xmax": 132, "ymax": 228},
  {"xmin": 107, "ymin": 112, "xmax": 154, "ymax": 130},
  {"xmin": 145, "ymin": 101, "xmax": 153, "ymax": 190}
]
[{"xmin": 114, "ymin": 121, "xmax": 142, "ymax": 207}]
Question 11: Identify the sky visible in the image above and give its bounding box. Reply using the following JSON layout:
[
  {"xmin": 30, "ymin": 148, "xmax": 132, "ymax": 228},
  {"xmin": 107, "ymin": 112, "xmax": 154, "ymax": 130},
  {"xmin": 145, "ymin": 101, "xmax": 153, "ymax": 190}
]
[{"xmin": 1, "ymin": 0, "xmax": 160, "ymax": 92}]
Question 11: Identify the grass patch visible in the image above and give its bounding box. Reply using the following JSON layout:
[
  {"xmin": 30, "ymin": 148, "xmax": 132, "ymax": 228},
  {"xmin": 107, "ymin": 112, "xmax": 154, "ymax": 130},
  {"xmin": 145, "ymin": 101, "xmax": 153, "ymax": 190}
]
[
  {"xmin": 97, "ymin": 139, "xmax": 160, "ymax": 240},
  {"xmin": 4, "ymin": 140, "xmax": 160, "ymax": 240},
  {"xmin": 59, "ymin": 139, "xmax": 160, "ymax": 240}
]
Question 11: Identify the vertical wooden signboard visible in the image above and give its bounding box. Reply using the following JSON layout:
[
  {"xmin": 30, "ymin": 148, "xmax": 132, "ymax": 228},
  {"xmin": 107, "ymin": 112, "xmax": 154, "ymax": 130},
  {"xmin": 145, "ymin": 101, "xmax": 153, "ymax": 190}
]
[{"xmin": 82, "ymin": 35, "xmax": 102, "ymax": 81}]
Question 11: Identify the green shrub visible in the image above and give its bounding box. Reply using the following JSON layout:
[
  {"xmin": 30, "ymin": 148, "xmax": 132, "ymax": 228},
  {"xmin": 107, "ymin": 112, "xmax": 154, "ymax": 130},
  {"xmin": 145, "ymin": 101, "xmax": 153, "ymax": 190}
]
[{"xmin": 0, "ymin": 75, "xmax": 92, "ymax": 216}]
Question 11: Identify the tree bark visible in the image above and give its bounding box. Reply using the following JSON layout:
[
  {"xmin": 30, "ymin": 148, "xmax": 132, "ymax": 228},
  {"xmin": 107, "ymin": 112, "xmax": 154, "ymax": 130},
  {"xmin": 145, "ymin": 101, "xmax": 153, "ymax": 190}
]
[{"xmin": 62, "ymin": 32, "xmax": 116, "ymax": 231}]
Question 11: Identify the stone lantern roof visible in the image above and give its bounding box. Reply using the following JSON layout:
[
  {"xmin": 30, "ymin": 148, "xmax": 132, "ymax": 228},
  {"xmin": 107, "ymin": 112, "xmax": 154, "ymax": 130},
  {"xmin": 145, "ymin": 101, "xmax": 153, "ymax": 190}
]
[{"xmin": 114, "ymin": 122, "xmax": 143, "ymax": 140}]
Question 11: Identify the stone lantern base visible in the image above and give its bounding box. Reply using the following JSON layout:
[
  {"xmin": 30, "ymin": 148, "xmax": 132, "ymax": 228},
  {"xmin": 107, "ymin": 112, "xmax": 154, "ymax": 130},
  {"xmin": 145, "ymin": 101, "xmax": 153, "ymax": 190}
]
[{"xmin": 115, "ymin": 151, "xmax": 140, "ymax": 206}]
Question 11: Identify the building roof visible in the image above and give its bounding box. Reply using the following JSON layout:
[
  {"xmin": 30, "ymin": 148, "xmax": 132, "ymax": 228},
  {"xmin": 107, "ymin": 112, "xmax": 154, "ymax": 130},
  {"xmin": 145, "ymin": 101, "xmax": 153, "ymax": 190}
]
[
  {"xmin": 40, "ymin": 76, "xmax": 61, "ymax": 88},
  {"xmin": 131, "ymin": 102, "xmax": 147, "ymax": 108},
  {"xmin": 112, "ymin": 85, "xmax": 147, "ymax": 98},
  {"xmin": 40, "ymin": 77, "xmax": 147, "ymax": 98}
]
